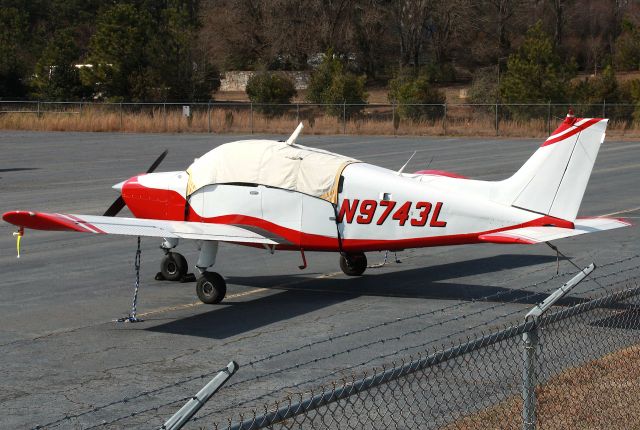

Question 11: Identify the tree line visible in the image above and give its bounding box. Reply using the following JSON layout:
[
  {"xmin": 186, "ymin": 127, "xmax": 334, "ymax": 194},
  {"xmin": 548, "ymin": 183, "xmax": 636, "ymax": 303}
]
[{"xmin": 1, "ymin": 0, "xmax": 640, "ymax": 107}]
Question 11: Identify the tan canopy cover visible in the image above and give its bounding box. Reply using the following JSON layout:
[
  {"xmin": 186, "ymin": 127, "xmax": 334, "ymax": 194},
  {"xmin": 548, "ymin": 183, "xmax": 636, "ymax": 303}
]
[{"xmin": 186, "ymin": 140, "xmax": 358, "ymax": 203}]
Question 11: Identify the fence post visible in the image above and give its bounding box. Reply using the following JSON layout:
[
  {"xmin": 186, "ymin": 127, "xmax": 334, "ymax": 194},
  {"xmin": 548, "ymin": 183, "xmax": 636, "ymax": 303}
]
[
  {"xmin": 207, "ymin": 101, "xmax": 211, "ymax": 133},
  {"xmin": 443, "ymin": 103, "xmax": 447, "ymax": 135},
  {"xmin": 250, "ymin": 103, "xmax": 254, "ymax": 134},
  {"xmin": 343, "ymin": 101, "xmax": 346, "ymax": 134},
  {"xmin": 296, "ymin": 103, "xmax": 300, "ymax": 124},
  {"xmin": 162, "ymin": 361, "xmax": 239, "ymax": 430},
  {"xmin": 522, "ymin": 328, "xmax": 538, "ymax": 430},
  {"xmin": 602, "ymin": 99, "xmax": 606, "ymax": 118},
  {"xmin": 392, "ymin": 104, "xmax": 397, "ymax": 136},
  {"xmin": 120, "ymin": 102, "xmax": 123, "ymax": 130},
  {"xmin": 163, "ymin": 103, "xmax": 167, "ymax": 131},
  {"xmin": 547, "ymin": 101, "xmax": 551, "ymax": 136},
  {"xmin": 37, "ymin": 100, "xmax": 41, "ymax": 119},
  {"xmin": 495, "ymin": 102, "xmax": 499, "ymax": 136},
  {"xmin": 521, "ymin": 263, "xmax": 595, "ymax": 430}
]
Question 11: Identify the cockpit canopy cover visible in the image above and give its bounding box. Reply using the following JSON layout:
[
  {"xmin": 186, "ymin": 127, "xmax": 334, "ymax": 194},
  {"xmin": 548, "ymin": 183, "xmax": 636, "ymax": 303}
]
[{"xmin": 186, "ymin": 140, "xmax": 359, "ymax": 203}]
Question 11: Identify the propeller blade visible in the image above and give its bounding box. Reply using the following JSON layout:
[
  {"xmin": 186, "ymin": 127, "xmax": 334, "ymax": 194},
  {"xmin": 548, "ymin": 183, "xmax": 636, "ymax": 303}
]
[
  {"xmin": 103, "ymin": 150, "xmax": 168, "ymax": 217},
  {"xmin": 146, "ymin": 149, "xmax": 168, "ymax": 173},
  {"xmin": 103, "ymin": 196, "xmax": 126, "ymax": 217}
]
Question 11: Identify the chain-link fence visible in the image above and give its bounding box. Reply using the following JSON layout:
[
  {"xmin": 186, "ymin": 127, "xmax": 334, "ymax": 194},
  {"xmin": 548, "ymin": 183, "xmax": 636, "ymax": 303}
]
[
  {"xmin": 215, "ymin": 275, "xmax": 640, "ymax": 430},
  {"xmin": 1, "ymin": 101, "xmax": 638, "ymax": 138},
  {"xmin": 21, "ymin": 256, "xmax": 640, "ymax": 429}
]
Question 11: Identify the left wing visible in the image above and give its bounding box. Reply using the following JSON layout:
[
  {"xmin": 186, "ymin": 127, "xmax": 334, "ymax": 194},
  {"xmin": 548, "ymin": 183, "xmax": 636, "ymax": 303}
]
[
  {"xmin": 479, "ymin": 217, "xmax": 631, "ymax": 245},
  {"xmin": 2, "ymin": 211, "xmax": 280, "ymax": 244}
]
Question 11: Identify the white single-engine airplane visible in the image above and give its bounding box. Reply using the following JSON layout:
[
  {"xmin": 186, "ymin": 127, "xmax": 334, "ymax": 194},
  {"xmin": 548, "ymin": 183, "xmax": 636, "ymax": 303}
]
[{"xmin": 3, "ymin": 111, "xmax": 630, "ymax": 304}]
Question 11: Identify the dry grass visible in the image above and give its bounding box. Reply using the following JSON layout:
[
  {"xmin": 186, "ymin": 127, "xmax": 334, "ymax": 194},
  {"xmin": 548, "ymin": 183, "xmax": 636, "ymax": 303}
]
[
  {"xmin": 0, "ymin": 105, "xmax": 638, "ymax": 139},
  {"xmin": 444, "ymin": 344, "xmax": 640, "ymax": 430}
]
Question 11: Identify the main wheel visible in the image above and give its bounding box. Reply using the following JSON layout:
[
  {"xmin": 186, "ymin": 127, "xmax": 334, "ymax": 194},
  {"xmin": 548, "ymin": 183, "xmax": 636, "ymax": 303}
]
[
  {"xmin": 196, "ymin": 272, "xmax": 227, "ymax": 304},
  {"xmin": 160, "ymin": 252, "xmax": 188, "ymax": 281},
  {"xmin": 339, "ymin": 252, "xmax": 367, "ymax": 276}
]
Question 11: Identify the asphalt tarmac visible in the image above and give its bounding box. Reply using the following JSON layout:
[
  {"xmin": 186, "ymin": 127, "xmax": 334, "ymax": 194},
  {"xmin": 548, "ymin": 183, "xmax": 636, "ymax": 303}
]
[{"xmin": 0, "ymin": 130, "xmax": 638, "ymax": 429}]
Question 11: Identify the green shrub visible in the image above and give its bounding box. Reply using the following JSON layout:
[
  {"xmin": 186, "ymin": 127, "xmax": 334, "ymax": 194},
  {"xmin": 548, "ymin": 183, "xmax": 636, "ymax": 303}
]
[
  {"xmin": 500, "ymin": 22, "xmax": 575, "ymax": 119},
  {"xmin": 614, "ymin": 20, "xmax": 640, "ymax": 71},
  {"xmin": 468, "ymin": 67, "xmax": 499, "ymax": 104},
  {"xmin": 621, "ymin": 79, "xmax": 640, "ymax": 124},
  {"xmin": 571, "ymin": 66, "xmax": 624, "ymax": 119},
  {"xmin": 246, "ymin": 71, "xmax": 296, "ymax": 115},
  {"xmin": 306, "ymin": 51, "xmax": 367, "ymax": 118},
  {"xmin": 388, "ymin": 74, "xmax": 446, "ymax": 122}
]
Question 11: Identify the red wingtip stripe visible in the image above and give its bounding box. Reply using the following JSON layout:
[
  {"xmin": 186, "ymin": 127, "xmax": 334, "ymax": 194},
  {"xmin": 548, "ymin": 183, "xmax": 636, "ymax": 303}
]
[{"xmin": 64, "ymin": 214, "xmax": 106, "ymax": 234}]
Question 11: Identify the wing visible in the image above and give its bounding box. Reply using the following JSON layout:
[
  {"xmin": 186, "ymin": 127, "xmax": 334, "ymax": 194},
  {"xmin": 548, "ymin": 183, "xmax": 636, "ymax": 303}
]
[
  {"xmin": 478, "ymin": 217, "xmax": 631, "ymax": 245},
  {"xmin": 2, "ymin": 211, "xmax": 280, "ymax": 245}
]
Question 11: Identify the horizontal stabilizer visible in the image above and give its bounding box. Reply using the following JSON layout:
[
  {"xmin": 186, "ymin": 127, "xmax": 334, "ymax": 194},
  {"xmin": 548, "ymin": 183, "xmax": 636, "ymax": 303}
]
[
  {"xmin": 478, "ymin": 217, "xmax": 630, "ymax": 245},
  {"xmin": 2, "ymin": 211, "xmax": 281, "ymax": 244}
]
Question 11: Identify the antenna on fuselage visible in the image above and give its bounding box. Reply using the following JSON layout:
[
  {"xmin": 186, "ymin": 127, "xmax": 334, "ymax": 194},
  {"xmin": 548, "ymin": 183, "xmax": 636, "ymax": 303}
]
[
  {"xmin": 396, "ymin": 151, "xmax": 417, "ymax": 175},
  {"xmin": 286, "ymin": 122, "xmax": 304, "ymax": 145}
]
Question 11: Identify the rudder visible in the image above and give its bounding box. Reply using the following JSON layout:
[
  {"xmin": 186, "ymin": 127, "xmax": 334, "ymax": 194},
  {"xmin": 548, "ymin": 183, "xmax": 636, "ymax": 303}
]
[{"xmin": 497, "ymin": 113, "xmax": 608, "ymax": 222}]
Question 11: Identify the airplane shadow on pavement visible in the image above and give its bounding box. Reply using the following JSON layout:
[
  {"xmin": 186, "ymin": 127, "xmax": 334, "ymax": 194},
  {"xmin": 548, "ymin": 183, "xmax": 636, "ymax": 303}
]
[{"xmin": 147, "ymin": 253, "xmax": 589, "ymax": 340}]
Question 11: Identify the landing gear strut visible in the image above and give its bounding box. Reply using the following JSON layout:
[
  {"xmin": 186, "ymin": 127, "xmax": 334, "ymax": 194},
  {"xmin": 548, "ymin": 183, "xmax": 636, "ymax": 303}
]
[{"xmin": 340, "ymin": 252, "xmax": 367, "ymax": 276}]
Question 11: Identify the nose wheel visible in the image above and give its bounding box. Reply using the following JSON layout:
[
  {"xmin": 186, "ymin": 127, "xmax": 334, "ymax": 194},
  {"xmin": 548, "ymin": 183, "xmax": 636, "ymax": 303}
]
[
  {"xmin": 196, "ymin": 272, "xmax": 227, "ymax": 304},
  {"xmin": 157, "ymin": 252, "xmax": 189, "ymax": 281}
]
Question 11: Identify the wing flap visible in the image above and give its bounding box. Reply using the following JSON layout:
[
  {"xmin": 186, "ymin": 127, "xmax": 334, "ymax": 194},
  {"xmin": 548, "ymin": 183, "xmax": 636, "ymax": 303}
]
[
  {"xmin": 479, "ymin": 217, "xmax": 630, "ymax": 245},
  {"xmin": 3, "ymin": 211, "xmax": 280, "ymax": 245}
]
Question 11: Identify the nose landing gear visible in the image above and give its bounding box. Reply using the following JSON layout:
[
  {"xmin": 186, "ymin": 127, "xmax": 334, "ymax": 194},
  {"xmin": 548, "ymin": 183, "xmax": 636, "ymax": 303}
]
[{"xmin": 159, "ymin": 252, "xmax": 188, "ymax": 281}]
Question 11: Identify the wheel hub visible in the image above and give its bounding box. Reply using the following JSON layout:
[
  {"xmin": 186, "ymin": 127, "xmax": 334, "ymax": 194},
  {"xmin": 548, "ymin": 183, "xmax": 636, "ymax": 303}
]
[
  {"xmin": 166, "ymin": 262, "xmax": 177, "ymax": 275},
  {"xmin": 202, "ymin": 282, "xmax": 214, "ymax": 296}
]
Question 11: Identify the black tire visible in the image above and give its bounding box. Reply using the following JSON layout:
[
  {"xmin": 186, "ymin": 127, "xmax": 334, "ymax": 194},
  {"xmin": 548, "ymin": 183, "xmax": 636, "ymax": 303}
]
[
  {"xmin": 196, "ymin": 272, "xmax": 227, "ymax": 304},
  {"xmin": 160, "ymin": 252, "xmax": 188, "ymax": 282},
  {"xmin": 339, "ymin": 252, "xmax": 367, "ymax": 276}
]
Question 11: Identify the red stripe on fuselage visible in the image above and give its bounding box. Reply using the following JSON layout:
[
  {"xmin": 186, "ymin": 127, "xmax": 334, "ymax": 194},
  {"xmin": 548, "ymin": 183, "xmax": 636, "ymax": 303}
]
[{"xmin": 119, "ymin": 177, "xmax": 576, "ymax": 251}]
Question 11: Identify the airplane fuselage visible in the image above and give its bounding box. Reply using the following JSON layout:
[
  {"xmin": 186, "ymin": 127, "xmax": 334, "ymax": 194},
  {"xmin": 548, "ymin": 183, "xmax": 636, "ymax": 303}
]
[{"xmin": 121, "ymin": 163, "xmax": 572, "ymax": 253}]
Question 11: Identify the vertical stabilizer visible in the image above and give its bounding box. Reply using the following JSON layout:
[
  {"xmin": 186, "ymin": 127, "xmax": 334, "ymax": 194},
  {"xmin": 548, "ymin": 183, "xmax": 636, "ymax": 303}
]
[{"xmin": 497, "ymin": 112, "xmax": 608, "ymax": 221}]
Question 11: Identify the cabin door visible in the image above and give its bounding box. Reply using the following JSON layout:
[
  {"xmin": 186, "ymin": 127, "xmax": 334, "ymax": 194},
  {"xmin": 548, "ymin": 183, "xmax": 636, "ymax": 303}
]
[{"xmin": 261, "ymin": 187, "xmax": 303, "ymax": 246}]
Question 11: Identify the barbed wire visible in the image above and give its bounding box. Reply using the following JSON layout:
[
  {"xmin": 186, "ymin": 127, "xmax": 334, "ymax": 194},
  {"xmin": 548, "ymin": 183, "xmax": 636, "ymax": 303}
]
[
  {"xmin": 32, "ymin": 255, "xmax": 640, "ymax": 429},
  {"xmin": 193, "ymin": 269, "xmax": 640, "ymax": 423},
  {"xmin": 206, "ymin": 276, "xmax": 640, "ymax": 429}
]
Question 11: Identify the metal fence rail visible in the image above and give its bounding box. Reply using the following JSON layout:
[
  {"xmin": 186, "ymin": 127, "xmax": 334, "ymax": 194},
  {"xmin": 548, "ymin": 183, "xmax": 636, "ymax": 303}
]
[
  {"xmin": 0, "ymin": 100, "xmax": 638, "ymax": 137},
  {"xmin": 217, "ymin": 278, "xmax": 640, "ymax": 430}
]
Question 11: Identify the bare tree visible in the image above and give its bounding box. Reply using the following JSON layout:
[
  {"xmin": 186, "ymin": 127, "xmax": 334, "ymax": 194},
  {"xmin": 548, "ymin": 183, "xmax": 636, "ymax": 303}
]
[
  {"xmin": 353, "ymin": 0, "xmax": 393, "ymax": 77},
  {"xmin": 389, "ymin": 0, "xmax": 433, "ymax": 70},
  {"xmin": 429, "ymin": 0, "xmax": 472, "ymax": 65}
]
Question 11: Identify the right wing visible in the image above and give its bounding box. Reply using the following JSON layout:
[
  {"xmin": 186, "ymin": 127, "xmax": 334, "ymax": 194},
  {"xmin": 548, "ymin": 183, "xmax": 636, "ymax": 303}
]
[{"xmin": 2, "ymin": 211, "xmax": 281, "ymax": 245}]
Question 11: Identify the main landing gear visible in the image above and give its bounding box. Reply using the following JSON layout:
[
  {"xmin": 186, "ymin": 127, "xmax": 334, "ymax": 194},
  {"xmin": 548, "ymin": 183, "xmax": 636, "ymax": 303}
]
[
  {"xmin": 340, "ymin": 252, "xmax": 367, "ymax": 276},
  {"xmin": 155, "ymin": 238, "xmax": 226, "ymax": 304},
  {"xmin": 194, "ymin": 240, "xmax": 226, "ymax": 304},
  {"xmin": 196, "ymin": 272, "xmax": 227, "ymax": 304}
]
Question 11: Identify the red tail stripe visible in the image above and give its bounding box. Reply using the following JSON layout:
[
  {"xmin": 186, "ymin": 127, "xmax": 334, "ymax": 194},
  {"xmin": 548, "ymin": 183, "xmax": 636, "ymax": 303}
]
[{"xmin": 542, "ymin": 118, "xmax": 602, "ymax": 146}]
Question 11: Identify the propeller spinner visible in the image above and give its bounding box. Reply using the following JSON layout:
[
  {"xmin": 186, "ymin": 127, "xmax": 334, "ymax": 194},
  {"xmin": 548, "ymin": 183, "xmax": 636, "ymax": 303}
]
[{"xmin": 103, "ymin": 149, "xmax": 168, "ymax": 217}]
